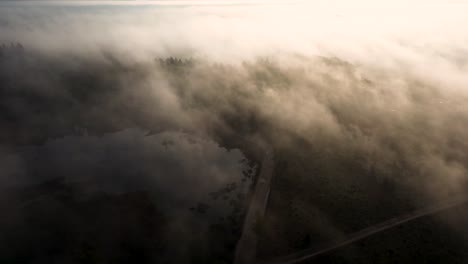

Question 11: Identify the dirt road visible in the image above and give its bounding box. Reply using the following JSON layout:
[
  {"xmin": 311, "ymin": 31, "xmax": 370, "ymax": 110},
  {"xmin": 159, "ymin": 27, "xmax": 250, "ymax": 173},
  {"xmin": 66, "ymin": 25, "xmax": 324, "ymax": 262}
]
[
  {"xmin": 264, "ymin": 195, "xmax": 468, "ymax": 264},
  {"xmin": 234, "ymin": 144, "xmax": 274, "ymax": 264}
]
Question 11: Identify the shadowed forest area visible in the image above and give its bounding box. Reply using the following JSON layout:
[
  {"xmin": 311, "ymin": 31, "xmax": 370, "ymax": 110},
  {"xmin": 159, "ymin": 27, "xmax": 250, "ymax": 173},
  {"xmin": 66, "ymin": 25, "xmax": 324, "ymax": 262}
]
[{"xmin": 1, "ymin": 42, "xmax": 468, "ymax": 264}]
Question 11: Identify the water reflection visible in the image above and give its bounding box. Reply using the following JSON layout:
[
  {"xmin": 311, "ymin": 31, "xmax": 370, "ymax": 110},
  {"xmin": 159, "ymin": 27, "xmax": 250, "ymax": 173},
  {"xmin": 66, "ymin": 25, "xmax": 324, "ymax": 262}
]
[{"xmin": 0, "ymin": 128, "xmax": 256, "ymax": 263}]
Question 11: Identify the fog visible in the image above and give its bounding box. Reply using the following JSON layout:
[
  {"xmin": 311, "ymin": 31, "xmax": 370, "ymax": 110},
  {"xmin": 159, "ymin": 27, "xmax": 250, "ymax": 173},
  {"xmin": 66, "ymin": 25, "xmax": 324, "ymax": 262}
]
[
  {"xmin": 2, "ymin": 1, "xmax": 468, "ymax": 61},
  {"xmin": 1, "ymin": 1, "xmax": 468, "ymax": 263},
  {"xmin": 1, "ymin": 0, "xmax": 468, "ymax": 211}
]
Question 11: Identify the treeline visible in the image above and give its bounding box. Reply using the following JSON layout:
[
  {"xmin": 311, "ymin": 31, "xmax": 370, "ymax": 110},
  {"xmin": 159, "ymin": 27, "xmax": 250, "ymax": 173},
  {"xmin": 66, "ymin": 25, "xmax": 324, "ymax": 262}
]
[
  {"xmin": 0, "ymin": 42, "xmax": 25, "ymax": 57},
  {"xmin": 156, "ymin": 57, "xmax": 196, "ymax": 67}
]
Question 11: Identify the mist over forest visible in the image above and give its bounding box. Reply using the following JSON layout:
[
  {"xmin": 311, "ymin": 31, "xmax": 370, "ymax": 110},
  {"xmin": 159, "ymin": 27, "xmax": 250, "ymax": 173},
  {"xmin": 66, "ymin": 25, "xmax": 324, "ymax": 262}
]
[{"xmin": 1, "ymin": 1, "xmax": 468, "ymax": 263}]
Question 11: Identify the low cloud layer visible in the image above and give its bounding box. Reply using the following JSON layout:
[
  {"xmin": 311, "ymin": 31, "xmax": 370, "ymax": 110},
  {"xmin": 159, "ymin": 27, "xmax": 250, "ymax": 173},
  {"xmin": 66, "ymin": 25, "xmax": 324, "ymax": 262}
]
[{"xmin": 1, "ymin": 1, "xmax": 468, "ymax": 262}]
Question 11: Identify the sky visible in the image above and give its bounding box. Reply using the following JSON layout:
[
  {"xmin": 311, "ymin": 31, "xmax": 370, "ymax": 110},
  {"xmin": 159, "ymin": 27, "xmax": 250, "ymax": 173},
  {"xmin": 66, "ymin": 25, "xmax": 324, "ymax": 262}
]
[{"xmin": 2, "ymin": 0, "xmax": 468, "ymax": 62}]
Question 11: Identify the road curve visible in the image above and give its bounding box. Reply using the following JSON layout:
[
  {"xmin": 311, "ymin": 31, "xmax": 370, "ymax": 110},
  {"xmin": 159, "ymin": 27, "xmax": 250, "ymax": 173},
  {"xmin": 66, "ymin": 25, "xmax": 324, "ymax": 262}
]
[
  {"xmin": 234, "ymin": 143, "xmax": 274, "ymax": 264},
  {"xmin": 263, "ymin": 195, "xmax": 468, "ymax": 264}
]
